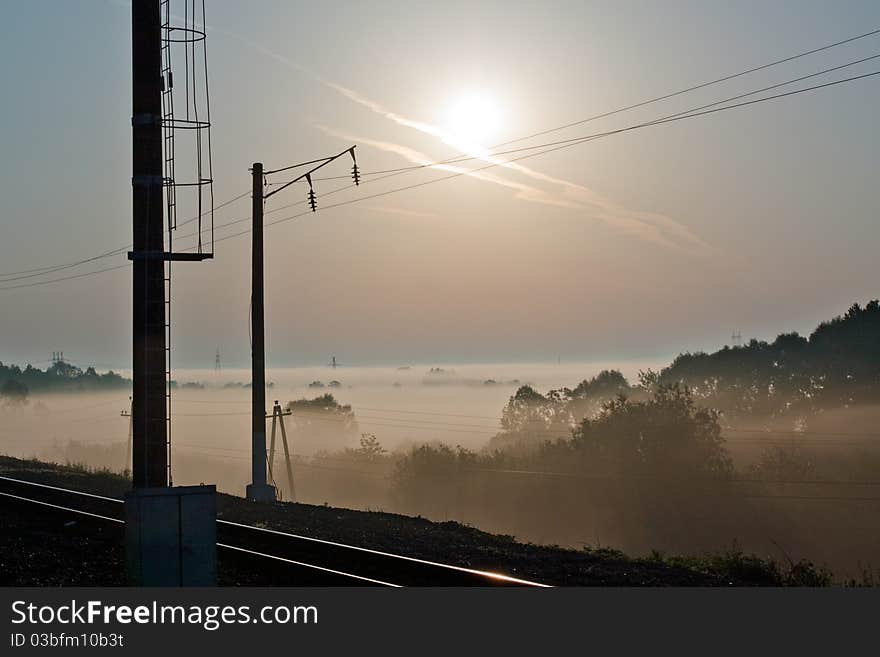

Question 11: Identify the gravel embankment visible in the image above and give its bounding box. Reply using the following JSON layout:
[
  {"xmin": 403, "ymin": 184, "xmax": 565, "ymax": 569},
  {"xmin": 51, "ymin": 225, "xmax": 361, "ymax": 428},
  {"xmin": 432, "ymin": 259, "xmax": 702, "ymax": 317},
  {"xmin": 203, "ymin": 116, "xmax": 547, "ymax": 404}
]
[{"xmin": 1, "ymin": 456, "xmax": 737, "ymax": 586}]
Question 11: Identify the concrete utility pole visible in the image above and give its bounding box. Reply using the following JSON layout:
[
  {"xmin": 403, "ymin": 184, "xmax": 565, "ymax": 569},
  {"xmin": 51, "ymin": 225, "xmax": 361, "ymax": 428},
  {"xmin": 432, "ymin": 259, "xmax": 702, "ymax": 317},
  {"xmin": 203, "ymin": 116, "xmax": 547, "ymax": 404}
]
[
  {"xmin": 247, "ymin": 162, "xmax": 276, "ymax": 502},
  {"xmin": 246, "ymin": 147, "xmax": 358, "ymax": 502},
  {"xmin": 130, "ymin": 0, "xmax": 168, "ymax": 489},
  {"xmin": 124, "ymin": 0, "xmax": 216, "ymax": 586}
]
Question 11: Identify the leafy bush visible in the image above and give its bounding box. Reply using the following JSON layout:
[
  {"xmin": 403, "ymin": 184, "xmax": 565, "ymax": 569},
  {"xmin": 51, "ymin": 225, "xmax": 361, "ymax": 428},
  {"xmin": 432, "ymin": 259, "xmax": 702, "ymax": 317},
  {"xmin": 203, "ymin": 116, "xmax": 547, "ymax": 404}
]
[
  {"xmin": 654, "ymin": 547, "xmax": 832, "ymax": 586},
  {"xmin": 540, "ymin": 383, "xmax": 732, "ymax": 478},
  {"xmin": 751, "ymin": 444, "xmax": 816, "ymax": 481}
]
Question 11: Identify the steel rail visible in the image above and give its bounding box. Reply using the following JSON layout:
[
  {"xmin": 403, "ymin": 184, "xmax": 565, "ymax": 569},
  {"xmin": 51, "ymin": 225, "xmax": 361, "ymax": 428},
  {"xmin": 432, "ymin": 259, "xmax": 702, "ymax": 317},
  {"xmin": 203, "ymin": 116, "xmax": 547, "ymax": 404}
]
[
  {"xmin": 0, "ymin": 485, "xmax": 398, "ymax": 586},
  {"xmin": 0, "ymin": 475, "xmax": 549, "ymax": 587}
]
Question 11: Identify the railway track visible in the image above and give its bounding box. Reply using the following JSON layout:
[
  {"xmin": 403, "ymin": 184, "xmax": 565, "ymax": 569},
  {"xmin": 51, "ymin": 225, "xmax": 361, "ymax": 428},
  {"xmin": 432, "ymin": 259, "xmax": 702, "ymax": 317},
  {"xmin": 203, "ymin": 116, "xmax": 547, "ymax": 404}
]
[{"xmin": 0, "ymin": 475, "xmax": 548, "ymax": 587}]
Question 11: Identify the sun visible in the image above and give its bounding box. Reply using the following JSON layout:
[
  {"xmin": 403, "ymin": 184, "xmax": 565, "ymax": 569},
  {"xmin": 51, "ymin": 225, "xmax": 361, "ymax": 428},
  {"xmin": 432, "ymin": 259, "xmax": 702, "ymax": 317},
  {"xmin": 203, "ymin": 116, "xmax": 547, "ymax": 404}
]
[{"xmin": 443, "ymin": 92, "xmax": 502, "ymax": 146}]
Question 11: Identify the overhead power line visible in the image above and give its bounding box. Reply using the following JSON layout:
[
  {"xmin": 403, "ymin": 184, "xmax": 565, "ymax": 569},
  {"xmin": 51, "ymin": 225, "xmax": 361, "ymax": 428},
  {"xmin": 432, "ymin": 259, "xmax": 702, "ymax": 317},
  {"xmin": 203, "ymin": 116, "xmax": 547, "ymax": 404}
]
[
  {"xmin": 0, "ymin": 245, "xmax": 131, "ymax": 284},
  {"xmin": 0, "ymin": 190, "xmax": 250, "ymax": 282},
  {"xmin": 12, "ymin": 427, "xmax": 867, "ymax": 489},
  {"xmin": 151, "ymin": 402, "xmax": 880, "ymax": 443},
  {"xmin": 493, "ymin": 26, "xmax": 880, "ymax": 148},
  {"xmin": 11, "ymin": 397, "xmax": 880, "ymax": 444},
  {"xmin": 8, "ymin": 36, "xmax": 879, "ymax": 279},
  {"xmin": 154, "ymin": 444, "xmax": 880, "ymax": 495},
  {"xmin": 167, "ymin": 398, "xmax": 880, "ymax": 439},
  {"xmin": 3, "ymin": 65, "xmax": 879, "ymax": 292},
  {"xmin": 307, "ymin": 51, "xmax": 880, "ymax": 184},
  {"xmin": 0, "ymin": 263, "xmax": 132, "ymax": 291},
  {"xmin": 247, "ymin": 68, "xmax": 880, "ymax": 234},
  {"xmin": 158, "ymin": 65, "xmax": 880, "ymax": 262},
  {"xmin": 6, "ymin": 26, "xmax": 880, "ymax": 284},
  {"xmin": 7, "ymin": 26, "xmax": 878, "ymax": 284}
]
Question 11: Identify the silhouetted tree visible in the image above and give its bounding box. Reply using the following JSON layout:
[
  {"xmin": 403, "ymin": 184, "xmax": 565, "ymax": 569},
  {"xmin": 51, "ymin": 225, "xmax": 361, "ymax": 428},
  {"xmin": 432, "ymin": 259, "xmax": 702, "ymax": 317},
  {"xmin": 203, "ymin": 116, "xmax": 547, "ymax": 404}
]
[
  {"xmin": 658, "ymin": 299, "xmax": 880, "ymax": 417},
  {"xmin": 285, "ymin": 394, "xmax": 359, "ymax": 453},
  {"xmin": 488, "ymin": 371, "xmax": 636, "ymax": 454},
  {"xmin": 353, "ymin": 433, "xmax": 386, "ymax": 459},
  {"xmin": 0, "ymin": 379, "xmax": 29, "ymax": 407},
  {"xmin": 0, "ymin": 360, "xmax": 128, "ymax": 393},
  {"xmin": 751, "ymin": 445, "xmax": 815, "ymax": 481},
  {"xmin": 539, "ymin": 384, "xmax": 732, "ymax": 478}
]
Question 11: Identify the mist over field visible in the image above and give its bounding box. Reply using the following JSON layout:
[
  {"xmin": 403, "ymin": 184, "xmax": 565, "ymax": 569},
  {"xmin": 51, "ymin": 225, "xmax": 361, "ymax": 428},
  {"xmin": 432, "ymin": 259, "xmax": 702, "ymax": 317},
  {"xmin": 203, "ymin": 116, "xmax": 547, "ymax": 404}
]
[
  {"xmin": 4, "ymin": 334, "xmax": 880, "ymax": 582},
  {"xmin": 0, "ymin": 359, "xmax": 660, "ymax": 462}
]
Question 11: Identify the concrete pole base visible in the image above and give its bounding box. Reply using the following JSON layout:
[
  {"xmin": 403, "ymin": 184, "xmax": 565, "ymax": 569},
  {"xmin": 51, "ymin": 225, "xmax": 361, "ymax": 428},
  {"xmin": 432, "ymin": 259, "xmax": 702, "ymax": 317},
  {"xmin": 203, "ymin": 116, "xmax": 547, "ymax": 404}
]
[
  {"xmin": 125, "ymin": 485, "xmax": 217, "ymax": 586},
  {"xmin": 246, "ymin": 482, "xmax": 277, "ymax": 503}
]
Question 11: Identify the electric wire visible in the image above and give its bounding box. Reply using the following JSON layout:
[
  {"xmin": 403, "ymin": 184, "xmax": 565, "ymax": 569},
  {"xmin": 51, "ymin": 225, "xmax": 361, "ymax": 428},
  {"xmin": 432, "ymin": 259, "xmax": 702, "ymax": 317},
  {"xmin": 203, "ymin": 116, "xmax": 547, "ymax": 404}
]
[
  {"xmin": 135, "ymin": 64, "xmax": 880, "ymax": 266},
  {"xmin": 5, "ymin": 27, "xmax": 880, "ymax": 283},
  {"xmin": 307, "ymin": 49, "xmax": 880, "ymax": 183},
  {"xmin": 10, "ymin": 395, "xmax": 880, "ymax": 441},
  {"xmin": 494, "ymin": 26, "xmax": 880, "ymax": 148},
  {"xmin": 168, "ymin": 399, "xmax": 880, "ymax": 437},
  {"xmin": 4, "ymin": 53, "xmax": 879, "ymax": 290},
  {"xmin": 246, "ymin": 69, "xmax": 880, "ymax": 240},
  {"xmin": 0, "ymin": 189, "xmax": 249, "ymax": 283}
]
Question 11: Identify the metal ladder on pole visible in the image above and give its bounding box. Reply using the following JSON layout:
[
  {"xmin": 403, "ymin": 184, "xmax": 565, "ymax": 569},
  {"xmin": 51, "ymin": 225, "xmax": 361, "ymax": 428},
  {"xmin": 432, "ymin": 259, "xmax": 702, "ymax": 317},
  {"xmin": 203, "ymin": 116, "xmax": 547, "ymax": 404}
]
[{"xmin": 160, "ymin": 0, "xmax": 176, "ymax": 485}]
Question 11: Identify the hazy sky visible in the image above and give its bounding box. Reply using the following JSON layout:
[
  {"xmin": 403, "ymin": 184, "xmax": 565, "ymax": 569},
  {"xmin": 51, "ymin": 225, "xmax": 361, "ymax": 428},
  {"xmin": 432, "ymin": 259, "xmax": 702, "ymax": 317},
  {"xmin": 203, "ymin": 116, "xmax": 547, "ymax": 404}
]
[{"xmin": 1, "ymin": 0, "xmax": 879, "ymax": 370}]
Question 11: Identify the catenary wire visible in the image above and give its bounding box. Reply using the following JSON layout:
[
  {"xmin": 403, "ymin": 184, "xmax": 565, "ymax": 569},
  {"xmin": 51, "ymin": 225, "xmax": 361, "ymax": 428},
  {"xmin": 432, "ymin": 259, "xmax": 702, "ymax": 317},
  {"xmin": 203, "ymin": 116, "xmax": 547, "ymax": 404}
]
[
  {"xmin": 5, "ymin": 28, "xmax": 880, "ymax": 282},
  {"xmin": 3, "ymin": 67, "xmax": 879, "ymax": 292}
]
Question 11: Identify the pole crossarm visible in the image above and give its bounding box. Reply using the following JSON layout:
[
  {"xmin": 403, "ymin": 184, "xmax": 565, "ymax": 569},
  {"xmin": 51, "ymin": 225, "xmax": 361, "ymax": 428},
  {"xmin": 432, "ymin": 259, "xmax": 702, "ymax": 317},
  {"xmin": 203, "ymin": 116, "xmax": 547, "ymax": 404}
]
[
  {"xmin": 127, "ymin": 250, "xmax": 213, "ymax": 261},
  {"xmin": 263, "ymin": 146, "xmax": 356, "ymax": 200},
  {"xmin": 263, "ymin": 156, "xmax": 341, "ymax": 176}
]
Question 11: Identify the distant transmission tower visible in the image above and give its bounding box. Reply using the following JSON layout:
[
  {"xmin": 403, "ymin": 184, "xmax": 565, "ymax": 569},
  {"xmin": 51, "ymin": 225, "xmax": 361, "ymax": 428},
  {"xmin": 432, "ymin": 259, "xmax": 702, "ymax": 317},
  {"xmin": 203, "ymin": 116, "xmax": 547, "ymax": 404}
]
[{"xmin": 731, "ymin": 330, "xmax": 742, "ymax": 347}]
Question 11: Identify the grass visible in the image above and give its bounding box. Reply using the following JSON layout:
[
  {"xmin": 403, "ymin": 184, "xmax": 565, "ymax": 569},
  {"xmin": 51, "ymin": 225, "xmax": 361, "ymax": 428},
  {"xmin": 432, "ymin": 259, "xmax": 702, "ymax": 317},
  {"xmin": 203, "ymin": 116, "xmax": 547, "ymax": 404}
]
[
  {"xmin": 0, "ymin": 455, "xmax": 843, "ymax": 586},
  {"xmin": 643, "ymin": 547, "xmax": 833, "ymax": 586}
]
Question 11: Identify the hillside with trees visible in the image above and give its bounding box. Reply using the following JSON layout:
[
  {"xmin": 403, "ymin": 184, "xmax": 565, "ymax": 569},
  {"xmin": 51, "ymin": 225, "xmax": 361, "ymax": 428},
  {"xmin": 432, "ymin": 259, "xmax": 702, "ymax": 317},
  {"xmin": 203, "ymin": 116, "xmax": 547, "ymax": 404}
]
[
  {"xmin": 0, "ymin": 359, "xmax": 129, "ymax": 394},
  {"xmin": 656, "ymin": 300, "xmax": 880, "ymax": 418}
]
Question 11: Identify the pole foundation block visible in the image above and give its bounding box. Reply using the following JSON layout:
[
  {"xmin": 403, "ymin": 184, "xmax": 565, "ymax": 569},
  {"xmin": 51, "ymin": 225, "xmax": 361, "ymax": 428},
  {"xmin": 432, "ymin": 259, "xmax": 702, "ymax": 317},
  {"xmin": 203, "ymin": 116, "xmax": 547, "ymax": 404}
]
[
  {"xmin": 246, "ymin": 483, "xmax": 277, "ymax": 503},
  {"xmin": 125, "ymin": 485, "xmax": 217, "ymax": 586}
]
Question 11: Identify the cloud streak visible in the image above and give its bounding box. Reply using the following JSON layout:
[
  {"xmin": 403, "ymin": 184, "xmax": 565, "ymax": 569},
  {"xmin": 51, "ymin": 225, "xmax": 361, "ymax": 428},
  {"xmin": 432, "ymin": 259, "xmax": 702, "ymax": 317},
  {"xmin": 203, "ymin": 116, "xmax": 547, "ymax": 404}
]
[
  {"xmin": 324, "ymin": 82, "xmax": 711, "ymax": 252},
  {"xmin": 318, "ymin": 126, "xmax": 580, "ymax": 209},
  {"xmin": 196, "ymin": 20, "xmax": 710, "ymax": 252}
]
